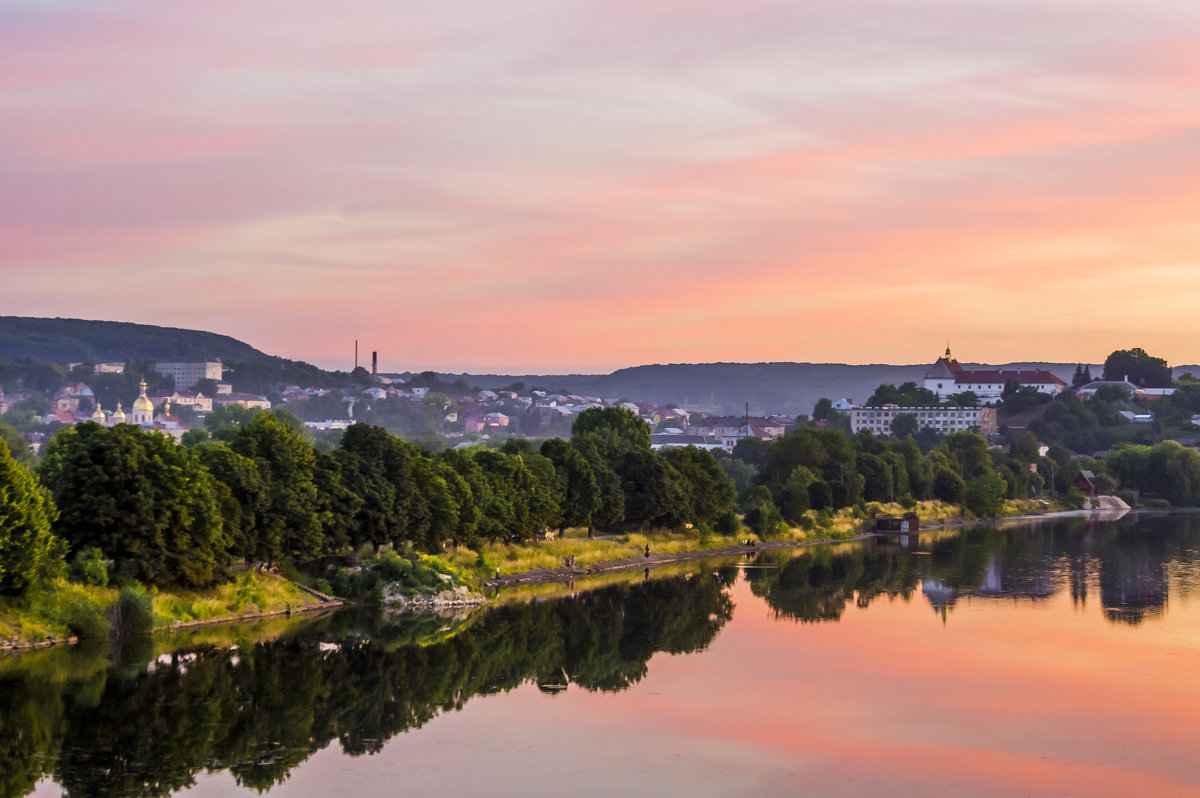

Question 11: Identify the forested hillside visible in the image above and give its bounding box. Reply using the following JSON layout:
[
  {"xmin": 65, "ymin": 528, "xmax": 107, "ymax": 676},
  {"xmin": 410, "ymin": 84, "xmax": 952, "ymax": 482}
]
[
  {"xmin": 434, "ymin": 362, "xmax": 1091, "ymax": 416},
  {"xmin": 0, "ymin": 317, "xmax": 275, "ymax": 364}
]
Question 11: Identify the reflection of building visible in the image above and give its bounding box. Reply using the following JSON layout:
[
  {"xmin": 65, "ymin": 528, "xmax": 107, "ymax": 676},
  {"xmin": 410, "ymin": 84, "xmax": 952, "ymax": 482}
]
[{"xmin": 1100, "ymin": 552, "xmax": 1167, "ymax": 626}]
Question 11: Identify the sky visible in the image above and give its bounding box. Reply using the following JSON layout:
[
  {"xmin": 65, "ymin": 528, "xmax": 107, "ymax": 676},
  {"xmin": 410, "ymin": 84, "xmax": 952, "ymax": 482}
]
[{"xmin": 4, "ymin": 0, "xmax": 1200, "ymax": 373}]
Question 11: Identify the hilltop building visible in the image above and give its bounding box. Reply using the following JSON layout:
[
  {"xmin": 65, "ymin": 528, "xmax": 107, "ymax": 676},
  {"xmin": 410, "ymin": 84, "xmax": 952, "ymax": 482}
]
[
  {"xmin": 922, "ymin": 346, "xmax": 1066, "ymax": 402},
  {"xmin": 154, "ymin": 359, "xmax": 223, "ymax": 390}
]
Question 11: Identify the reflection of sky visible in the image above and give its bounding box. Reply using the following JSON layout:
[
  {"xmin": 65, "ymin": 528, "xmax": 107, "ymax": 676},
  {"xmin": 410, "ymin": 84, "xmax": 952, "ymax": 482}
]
[
  {"xmin": 8, "ymin": 2, "xmax": 1200, "ymax": 370},
  {"xmin": 167, "ymin": 573, "xmax": 1200, "ymax": 798}
]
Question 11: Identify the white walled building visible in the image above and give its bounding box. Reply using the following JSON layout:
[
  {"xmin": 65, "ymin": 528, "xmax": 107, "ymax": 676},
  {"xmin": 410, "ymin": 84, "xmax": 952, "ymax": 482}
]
[
  {"xmin": 154, "ymin": 359, "xmax": 224, "ymax": 390},
  {"xmin": 922, "ymin": 347, "xmax": 1066, "ymax": 402},
  {"xmin": 851, "ymin": 405, "xmax": 998, "ymax": 437}
]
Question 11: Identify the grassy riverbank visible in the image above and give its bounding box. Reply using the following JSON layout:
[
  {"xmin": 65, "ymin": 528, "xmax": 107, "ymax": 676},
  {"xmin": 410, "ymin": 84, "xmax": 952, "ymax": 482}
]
[
  {"xmin": 447, "ymin": 497, "xmax": 1078, "ymax": 587},
  {"xmin": 0, "ymin": 571, "xmax": 324, "ymax": 648}
]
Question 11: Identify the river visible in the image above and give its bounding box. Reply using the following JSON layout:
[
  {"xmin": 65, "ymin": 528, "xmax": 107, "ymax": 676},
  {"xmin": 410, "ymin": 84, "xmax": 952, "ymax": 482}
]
[{"xmin": 11, "ymin": 511, "xmax": 1200, "ymax": 797}]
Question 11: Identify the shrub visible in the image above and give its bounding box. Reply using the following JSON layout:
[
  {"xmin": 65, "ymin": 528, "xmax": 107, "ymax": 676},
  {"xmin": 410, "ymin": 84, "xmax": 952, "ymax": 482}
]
[
  {"xmin": 115, "ymin": 585, "xmax": 155, "ymax": 635},
  {"xmin": 68, "ymin": 547, "xmax": 109, "ymax": 587},
  {"xmin": 715, "ymin": 509, "xmax": 741, "ymax": 536}
]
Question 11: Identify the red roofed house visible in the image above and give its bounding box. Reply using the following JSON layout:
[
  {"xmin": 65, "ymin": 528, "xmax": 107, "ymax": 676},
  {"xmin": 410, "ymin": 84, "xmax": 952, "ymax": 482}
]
[{"xmin": 923, "ymin": 346, "xmax": 1067, "ymax": 402}]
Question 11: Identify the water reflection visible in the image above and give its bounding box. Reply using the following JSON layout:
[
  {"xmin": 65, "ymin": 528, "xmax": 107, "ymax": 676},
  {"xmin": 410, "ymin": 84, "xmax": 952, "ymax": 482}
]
[
  {"xmin": 0, "ymin": 572, "xmax": 733, "ymax": 797},
  {"xmin": 6, "ymin": 512, "xmax": 1200, "ymax": 797},
  {"xmin": 744, "ymin": 512, "xmax": 1200, "ymax": 626}
]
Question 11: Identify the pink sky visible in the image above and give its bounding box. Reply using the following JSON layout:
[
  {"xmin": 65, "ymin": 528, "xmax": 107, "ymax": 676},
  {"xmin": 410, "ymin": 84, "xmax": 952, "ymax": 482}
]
[{"xmin": 4, "ymin": 0, "xmax": 1200, "ymax": 372}]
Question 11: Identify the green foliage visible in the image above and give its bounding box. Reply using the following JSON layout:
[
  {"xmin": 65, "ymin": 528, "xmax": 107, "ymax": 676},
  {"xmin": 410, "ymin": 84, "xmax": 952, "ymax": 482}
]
[
  {"xmin": 116, "ymin": 584, "xmax": 156, "ymax": 635},
  {"xmin": 0, "ymin": 442, "xmax": 64, "ymax": 594},
  {"xmin": 963, "ymin": 472, "xmax": 1007, "ymax": 517},
  {"xmin": 0, "ymin": 421, "xmax": 32, "ymax": 464},
  {"xmin": 39, "ymin": 423, "xmax": 225, "ymax": 587},
  {"xmin": 68, "ymin": 547, "xmax": 109, "ymax": 587},
  {"xmin": 867, "ymin": 381, "xmax": 939, "ymax": 407},
  {"xmin": 743, "ymin": 486, "xmax": 783, "ymax": 539},
  {"xmin": 889, "ymin": 413, "xmax": 918, "ymax": 438},
  {"xmin": 571, "ymin": 407, "xmax": 651, "ymax": 453},
  {"xmin": 1102, "ymin": 347, "xmax": 1171, "ymax": 388}
]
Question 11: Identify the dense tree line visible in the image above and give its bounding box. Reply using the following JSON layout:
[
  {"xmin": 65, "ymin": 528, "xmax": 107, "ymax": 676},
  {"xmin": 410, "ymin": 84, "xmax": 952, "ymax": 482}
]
[
  {"xmin": 1, "ymin": 407, "xmax": 736, "ymax": 591},
  {"xmin": 723, "ymin": 424, "xmax": 1052, "ymax": 535}
]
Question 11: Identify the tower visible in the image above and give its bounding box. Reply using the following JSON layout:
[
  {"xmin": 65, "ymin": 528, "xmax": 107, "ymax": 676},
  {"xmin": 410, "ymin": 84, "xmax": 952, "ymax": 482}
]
[{"xmin": 130, "ymin": 379, "xmax": 154, "ymax": 425}]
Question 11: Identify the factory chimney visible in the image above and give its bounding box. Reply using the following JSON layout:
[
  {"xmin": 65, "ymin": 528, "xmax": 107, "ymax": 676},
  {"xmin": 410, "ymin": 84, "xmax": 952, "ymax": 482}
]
[{"xmin": 372, "ymin": 351, "xmax": 378, "ymax": 383}]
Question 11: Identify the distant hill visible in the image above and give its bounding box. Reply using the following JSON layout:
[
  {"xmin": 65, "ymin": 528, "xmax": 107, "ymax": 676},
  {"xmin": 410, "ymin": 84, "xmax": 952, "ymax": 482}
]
[
  {"xmin": 432, "ymin": 361, "xmax": 1093, "ymax": 416},
  {"xmin": 0, "ymin": 317, "xmax": 276, "ymax": 365}
]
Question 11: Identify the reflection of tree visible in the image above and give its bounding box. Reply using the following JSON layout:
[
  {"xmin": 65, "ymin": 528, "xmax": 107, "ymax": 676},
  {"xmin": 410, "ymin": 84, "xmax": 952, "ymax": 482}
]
[
  {"xmin": 0, "ymin": 573, "xmax": 733, "ymax": 796},
  {"xmin": 749, "ymin": 515, "xmax": 1200, "ymax": 626},
  {"xmin": 745, "ymin": 544, "xmax": 922, "ymax": 622}
]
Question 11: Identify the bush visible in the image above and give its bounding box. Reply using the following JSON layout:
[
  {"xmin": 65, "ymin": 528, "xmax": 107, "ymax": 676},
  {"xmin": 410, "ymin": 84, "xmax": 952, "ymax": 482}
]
[
  {"xmin": 232, "ymin": 573, "xmax": 265, "ymax": 612},
  {"xmin": 68, "ymin": 547, "xmax": 109, "ymax": 587},
  {"xmin": 63, "ymin": 593, "xmax": 110, "ymax": 639},
  {"xmin": 898, "ymin": 494, "xmax": 917, "ymax": 510},
  {"xmin": 114, "ymin": 585, "xmax": 155, "ymax": 635},
  {"xmin": 1142, "ymin": 497, "xmax": 1171, "ymax": 510},
  {"xmin": 715, "ymin": 509, "xmax": 741, "ymax": 536},
  {"xmin": 1061, "ymin": 487, "xmax": 1087, "ymax": 510}
]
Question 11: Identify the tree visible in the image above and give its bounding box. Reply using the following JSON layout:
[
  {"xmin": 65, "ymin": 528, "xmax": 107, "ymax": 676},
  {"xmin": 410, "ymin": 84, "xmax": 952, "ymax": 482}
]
[
  {"xmin": 230, "ymin": 413, "xmax": 324, "ymax": 563},
  {"xmin": 540, "ymin": 438, "xmax": 601, "ymax": 534},
  {"xmin": 39, "ymin": 423, "xmax": 225, "ymax": 587},
  {"xmin": 812, "ymin": 398, "xmax": 834, "ymax": 421},
  {"xmin": 946, "ymin": 391, "xmax": 979, "ymax": 407},
  {"xmin": 0, "ymin": 421, "xmax": 31, "ymax": 465},
  {"xmin": 866, "ymin": 381, "xmax": 939, "ymax": 407},
  {"xmin": 196, "ymin": 443, "xmax": 270, "ymax": 566},
  {"xmin": 1102, "ymin": 348, "xmax": 1171, "ymax": 388},
  {"xmin": 963, "ymin": 471, "xmax": 1007, "ymax": 516},
  {"xmin": 0, "ymin": 444, "xmax": 63, "ymax": 594},
  {"xmin": 743, "ymin": 486, "xmax": 783, "ymax": 538},
  {"xmin": 931, "ymin": 466, "xmax": 965, "ymax": 504},
  {"xmin": 659, "ymin": 446, "xmax": 736, "ymax": 529},
  {"xmin": 889, "ymin": 413, "xmax": 918, "ymax": 438},
  {"xmin": 571, "ymin": 407, "xmax": 651, "ymax": 453},
  {"xmin": 191, "ymin": 378, "xmax": 220, "ymax": 397}
]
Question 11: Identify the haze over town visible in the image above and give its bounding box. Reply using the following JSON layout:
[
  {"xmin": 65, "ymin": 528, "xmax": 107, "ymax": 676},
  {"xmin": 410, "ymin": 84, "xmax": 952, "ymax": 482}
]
[{"xmin": 5, "ymin": 1, "xmax": 1200, "ymax": 372}]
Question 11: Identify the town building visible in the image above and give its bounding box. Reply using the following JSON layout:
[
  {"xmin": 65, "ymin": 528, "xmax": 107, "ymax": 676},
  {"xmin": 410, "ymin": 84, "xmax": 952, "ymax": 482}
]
[
  {"xmin": 850, "ymin": 405, "xmax": 998, "ymax": 437},
  {"xmin": 1075, "ymin": 379, "xmax": 1176, "ymax": 401},
  {"xmin": 922, "ymin": 347, "xmax": 1066, "ymax": 402},
  {"xmin": 215, "ymin": 393, "xmax": 272, "ymax": 410},
  {"xmin": 153, "ymin": 359, "xmax": 223, "ymax": 390},
  {"xmin": 148, "ymin": 390, "xmax": 213, "ymax": 413}
]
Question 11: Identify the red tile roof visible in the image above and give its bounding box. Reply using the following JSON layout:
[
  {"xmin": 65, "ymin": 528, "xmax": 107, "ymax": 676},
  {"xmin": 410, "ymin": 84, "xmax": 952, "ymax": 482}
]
[{"xmin": 955, "ymin": 369, "xmax": 1066, "ymax": 386}]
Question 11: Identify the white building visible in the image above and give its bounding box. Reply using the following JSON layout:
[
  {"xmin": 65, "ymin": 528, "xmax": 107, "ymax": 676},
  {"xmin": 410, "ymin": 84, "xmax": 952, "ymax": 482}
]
[
  {"xmin": 154, "ymin": 359, "xmax": 224, "ymax": 390},
  {"xmin": 922, "ymin": 347, "xmax": 1066, "ymax": 402},
  {"xmin": 851, "ymin": 405, "xmax": 998, "ymax": 437}
]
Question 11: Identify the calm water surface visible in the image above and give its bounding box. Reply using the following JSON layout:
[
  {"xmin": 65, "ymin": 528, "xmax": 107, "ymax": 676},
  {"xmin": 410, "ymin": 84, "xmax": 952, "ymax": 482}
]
[{"xmin": 14, "ymin": 512, "xmax": 1200, "ymax": 797}]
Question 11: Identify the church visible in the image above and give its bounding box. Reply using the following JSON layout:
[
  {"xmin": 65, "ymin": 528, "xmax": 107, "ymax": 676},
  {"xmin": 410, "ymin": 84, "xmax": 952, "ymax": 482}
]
[
  {"xmin": 87, "ymin": 379, "xmax": 191, "ymax": 442},
  {"xmin": 922, "ymin": 347, "xmax": 1067, "ymax": 402}
]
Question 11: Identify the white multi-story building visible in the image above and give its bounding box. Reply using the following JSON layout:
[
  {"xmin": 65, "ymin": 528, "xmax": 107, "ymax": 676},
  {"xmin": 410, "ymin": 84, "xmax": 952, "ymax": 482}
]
[
  {"xmin": 154, "ymin": 359, "xmax": 224, "ymax": 390},
  {"xmin": 851, "ymin": 406, "xmax": 998, "ymax": 437}
]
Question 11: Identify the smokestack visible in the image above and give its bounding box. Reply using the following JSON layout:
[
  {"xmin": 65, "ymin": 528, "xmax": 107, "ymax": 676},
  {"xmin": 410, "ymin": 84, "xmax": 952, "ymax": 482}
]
[
  {"xmin": 355, "ymin": 340, "xmax": 359, "ymax": 370},
  {"xmin": 372, "ymin": 351, "xmax": 378, "ymax": 383}
]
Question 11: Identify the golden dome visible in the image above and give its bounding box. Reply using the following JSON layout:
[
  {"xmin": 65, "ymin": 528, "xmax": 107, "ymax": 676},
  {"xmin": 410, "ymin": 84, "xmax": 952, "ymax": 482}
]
[
  {"xmin": 131, "ymin": 379, "xmax": 154, "ymax": 413},
  {"xmin": 91, "ymin": 403, "xmax": 105, "ymax": 422},
  {"xmin": 111, "ymin": 402, "xmax": 127, "ymax": 423}
]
